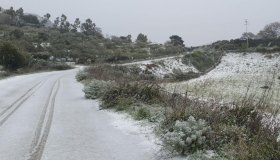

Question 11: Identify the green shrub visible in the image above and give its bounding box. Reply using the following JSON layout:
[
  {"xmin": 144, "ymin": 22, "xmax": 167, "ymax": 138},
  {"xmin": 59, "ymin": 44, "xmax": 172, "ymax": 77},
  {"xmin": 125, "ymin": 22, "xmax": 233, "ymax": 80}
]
[
  {"xmin": 101, "ymin": 83, "xmax": 162, "ymax": 109},
  {"xmin": 10, "ymin": 29, "xmax": 24, "ymax": 39},
  {"xmin": 0, "ymin": 42, "xmax": 29, "ymax": 70},
  {"xmin": 0, "ymin": 71, "xmax": 11, "ymax": 78},
  {"xmin": 182, "ymin": 51, "xmax": 218, "ymax": 72},
  {"xmin": 76, "ymin": 70, "xmax": 88, "ymax": 81},
  {"xmin": 83, "ymin": 80, "xmax": 113, "ymax": 99},
  {"xmin": 135, "ymin": 107, "xmax": 151, "ymax": 120},
  {"xmin": 28, "ymin": 59, "xmax": 49, "ymax": 70},
  {"xmin": 50, "ymin": 63, "xmax": 73, "ymax": 70},
  {"xmin": 162, "ymin": 116, "xmax": 211, "ymax": 155},
  {"xmin": 82, "ymin": 64, "xmax": 157, "ymax": 83},
  {"xmin": 114, "ymin": 97, "xmax": 134, "ymax": 111},
  {"xmin": 171, "ymin": 69, "xmax": 200, "ymax": 81},
  {"xmin": 27, "ymin": 59, "xmax": 72, "ymax": 71},
  {"xmin": 105, "ymin": 55, "xmax": 130, "ymax": 63}
]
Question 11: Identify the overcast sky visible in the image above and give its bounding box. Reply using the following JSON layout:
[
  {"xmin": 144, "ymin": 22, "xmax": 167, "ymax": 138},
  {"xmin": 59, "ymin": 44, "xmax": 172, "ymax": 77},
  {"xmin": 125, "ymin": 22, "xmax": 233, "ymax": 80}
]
[{"xmin": 1, "ymin": 0, "xmax": 280, "ymax": 46}]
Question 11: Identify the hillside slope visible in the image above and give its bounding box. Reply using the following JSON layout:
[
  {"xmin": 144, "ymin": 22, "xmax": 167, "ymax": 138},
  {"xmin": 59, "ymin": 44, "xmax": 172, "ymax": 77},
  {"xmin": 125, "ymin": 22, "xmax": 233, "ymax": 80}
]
[
  {"xmin": 165, "ymin": 53, "xmax": 280, "ymax": 105},
  {"xmin": 121, "ymin": 55, "xmax": 199, "ymax": 78}
]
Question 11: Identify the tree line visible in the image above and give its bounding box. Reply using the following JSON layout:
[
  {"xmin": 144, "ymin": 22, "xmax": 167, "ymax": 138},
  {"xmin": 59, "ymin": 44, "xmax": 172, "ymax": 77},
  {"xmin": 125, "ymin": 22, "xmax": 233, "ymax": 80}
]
[
  {"xmin": 0, "ymin": 6, "xmax": 102, "ymax": 37},
  {"xmin": 0, "ymin": 6, "xmax": 186, "ymax": 47}
]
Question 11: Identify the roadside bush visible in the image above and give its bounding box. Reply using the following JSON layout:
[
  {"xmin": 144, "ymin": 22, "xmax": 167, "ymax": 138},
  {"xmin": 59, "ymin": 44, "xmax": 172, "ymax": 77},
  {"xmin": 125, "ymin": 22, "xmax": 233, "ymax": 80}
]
[
  {"xmin": 0, "ymin": 71, "xmax": 11, "ymax": 78},
  {"xmin": 113, "ymin": 97, "xmax": 134, "ymax": 111},
  {"xmin": 0, "ymin": 42, "xmax": 28, "ymax": 70},
  {"xmin": 83, "ymin": 64, "xmax": 157, "ymax": 82},
  {"xmin": 101, "ymin": 83, "xmax": 162, "ymax": 109},
  {"xmin": 50, "ymin": 63, "xmax": 73, "ymax": 70},
  {"xmin": 83, "ymin": 80, "xmax": 114, "ymax": 99},
  {"xmin": 27, "ymin": 59, "xmax": 72, "ymax": 72},
  {"xmin": 162, "ymin": 116, "xmax": 211, "ymax": 155},
  {"xmin": 85, "ymin": 64, "xmax": 128, "ymax": 81},
  {"xmin": 28, "ymin": 59, "xmax": 49, "ymax": 70},
  {"xmin": 135, "ymin": 107, "xmax": 151, "ymax": 120},
  {"xmin": 76, "ymin": 70, "xmax": 88, "ymax": 82}
]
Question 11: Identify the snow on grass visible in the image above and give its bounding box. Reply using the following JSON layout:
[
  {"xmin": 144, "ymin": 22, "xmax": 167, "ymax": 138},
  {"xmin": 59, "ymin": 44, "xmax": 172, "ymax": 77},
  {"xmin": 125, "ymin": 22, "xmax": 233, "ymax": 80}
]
[
  {"xmin": 122, "ymin": 55, "xmax": 198, "ymax": 78},
  {"xmin": 108, "ymin": 110, "xmax": 160, "ymax": 149},
  {"xmin": 164, "ymin": 53, "xmax": 280, "ymax": 106}
]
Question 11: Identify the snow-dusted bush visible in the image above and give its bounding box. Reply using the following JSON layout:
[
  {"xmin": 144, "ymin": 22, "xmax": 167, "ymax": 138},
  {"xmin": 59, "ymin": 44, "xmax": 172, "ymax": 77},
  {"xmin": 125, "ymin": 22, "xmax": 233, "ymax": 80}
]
[
  {"xmin": 135, "ymin": 107, "xmax": 151, "ymax": 120},
  {"xmin": 101, "ymin": 83, "xmax": 162, "ymax": 108},
  {"xmin": 76, "ymin": 70, "xmax": 88, "ymax": 82},
  {"xmin": 0, "ymin": 71, "xmax": 10, "ymax": 78},
  {"xmin": 83, "ymin": 80, "xmax": 113, "ymax": 99},
  {"xmin": 162, "ymin": 116, "xmax": 210, "ymax": 155}
]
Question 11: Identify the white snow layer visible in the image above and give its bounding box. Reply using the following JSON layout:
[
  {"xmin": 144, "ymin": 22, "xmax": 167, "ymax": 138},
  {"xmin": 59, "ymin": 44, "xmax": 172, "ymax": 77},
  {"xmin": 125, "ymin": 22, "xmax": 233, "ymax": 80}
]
[
  {"xmin": 198, "ymin": 52, "xmax": 280, "ymax": 80},
  {"xmin": 165, "ymin": 52, "xmax": 280, "ymax": 104},
  {"xmin": 122, "ymin": 56, "xmax": 198, "ymax": 78}
]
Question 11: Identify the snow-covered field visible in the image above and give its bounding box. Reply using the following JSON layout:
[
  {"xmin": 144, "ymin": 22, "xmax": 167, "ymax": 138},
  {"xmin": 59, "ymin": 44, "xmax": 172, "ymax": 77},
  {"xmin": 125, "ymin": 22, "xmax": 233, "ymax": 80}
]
[
  {"xmin": 164, "ymin": 53, "xmax": 280, "ymax": 106},
  {"xmin": 122, "ymin": 55, "xmax": 198, "ymax": 78}
]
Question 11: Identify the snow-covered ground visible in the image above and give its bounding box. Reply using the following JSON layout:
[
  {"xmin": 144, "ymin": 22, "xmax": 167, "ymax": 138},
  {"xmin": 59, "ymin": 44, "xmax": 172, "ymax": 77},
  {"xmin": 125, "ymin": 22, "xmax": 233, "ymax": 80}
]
[
  {"xmin": 122, "ymin": 55, "xmax": 198, "ymax": 78},
  {"xmin": 0, "ymin": 68, "xmax": 162, "ymax": 160},
  {"xmin": 165, "ymin": 53, "xmax": 280, "ymax": 106}
]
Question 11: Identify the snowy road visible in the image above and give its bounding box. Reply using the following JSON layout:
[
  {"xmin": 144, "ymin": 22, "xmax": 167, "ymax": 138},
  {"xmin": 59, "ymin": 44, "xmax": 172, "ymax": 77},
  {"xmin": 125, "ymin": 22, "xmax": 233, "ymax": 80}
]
[{"xmin": 0, "ymin": 68, "xmax": 159, "ymax": 160}]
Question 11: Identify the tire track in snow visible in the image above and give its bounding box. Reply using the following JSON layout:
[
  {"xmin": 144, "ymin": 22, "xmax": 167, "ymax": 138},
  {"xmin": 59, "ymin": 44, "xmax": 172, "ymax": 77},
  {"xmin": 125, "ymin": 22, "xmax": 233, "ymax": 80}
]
[
  {"xmin": 0, "ymin": 81, "xmax": 45, "ymax": 127},
  {"xmin": 27, "ymin": 78, "xmax": 61, "ymax": 160}
]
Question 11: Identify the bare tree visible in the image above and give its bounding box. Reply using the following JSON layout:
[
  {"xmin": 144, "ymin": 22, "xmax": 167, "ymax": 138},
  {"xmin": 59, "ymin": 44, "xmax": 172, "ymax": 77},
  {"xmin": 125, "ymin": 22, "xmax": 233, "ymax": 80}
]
[{"xmin": 258, "ymin": 22, "xmax": 280, "ymax": 39}]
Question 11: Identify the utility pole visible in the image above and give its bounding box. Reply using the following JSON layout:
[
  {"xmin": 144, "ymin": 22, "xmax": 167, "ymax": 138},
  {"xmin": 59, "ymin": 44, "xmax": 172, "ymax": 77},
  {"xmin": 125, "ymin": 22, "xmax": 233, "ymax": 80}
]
[{"xmin": 245, "ymin": 19, "xmax": 249, "ymax": 49}]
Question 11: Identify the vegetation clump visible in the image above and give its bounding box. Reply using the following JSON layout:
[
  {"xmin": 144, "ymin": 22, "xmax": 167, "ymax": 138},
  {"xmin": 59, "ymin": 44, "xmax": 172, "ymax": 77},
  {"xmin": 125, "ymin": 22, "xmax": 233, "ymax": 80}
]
[
  {"xmin": 162, "ymin": 116, "xmax": 210, "ymax": 155},
  {"xmin": 182, "ymin": 51, "xmax": 220, "ymax": 72},
  {"xmin": 83, "ymin": 80, "xmax": 113, "ymax": 99},
  {"xmin": 0, "ymin": 42, "xmax": 28, "ymax": 70},
  {"xmin": 100, "ymin": 83, "xmax": 162, "ymax": 109},
  {"xmin": 76, "ymin": 70, "xmax": 89, "ymax": 82},
  {"xmin": 135, "ymin": 107, "xmax": 152, "ymax": 120},
  {"xmin": 171, "ymin": 69, "xmax": 200, "ymax": 81}
]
